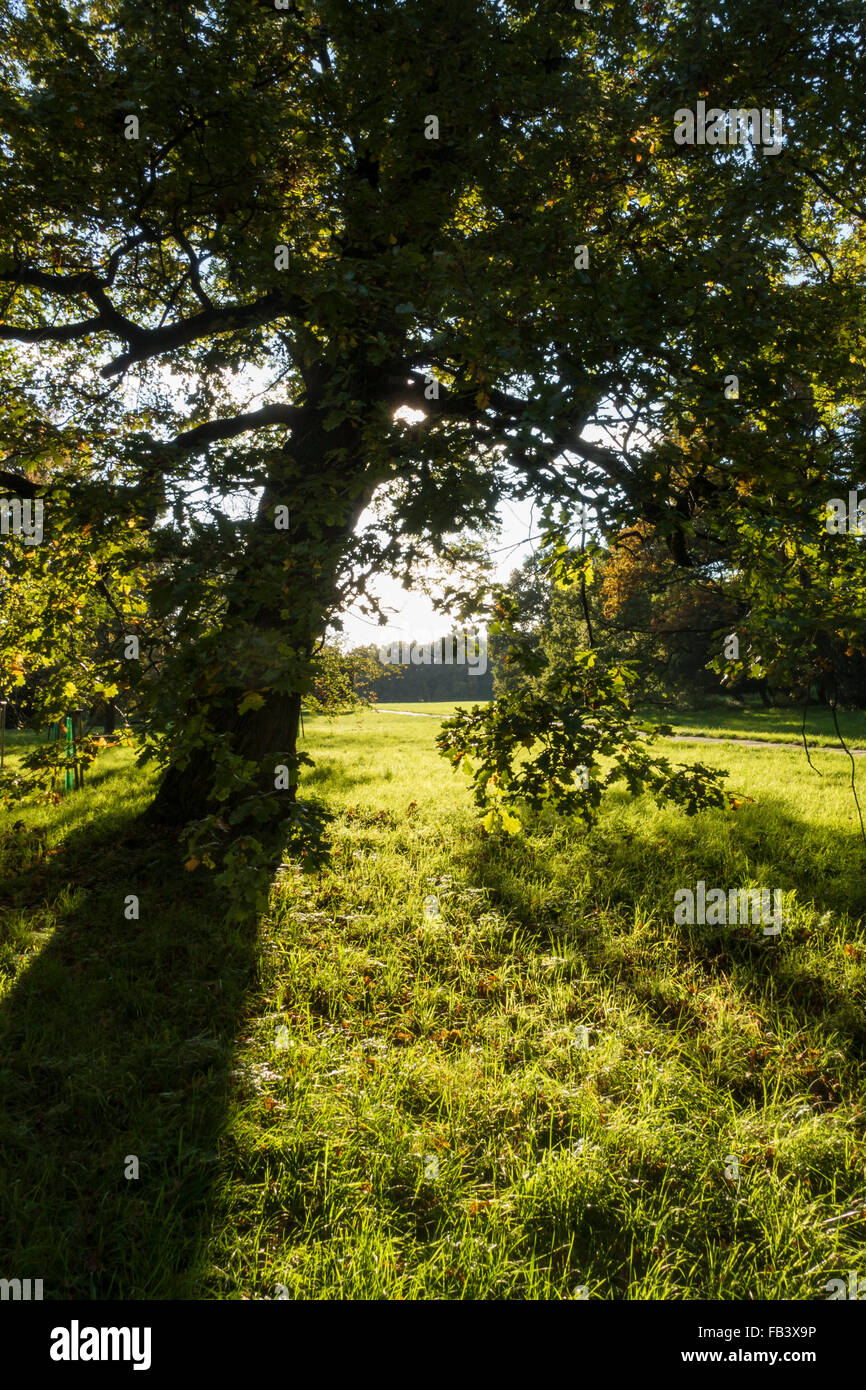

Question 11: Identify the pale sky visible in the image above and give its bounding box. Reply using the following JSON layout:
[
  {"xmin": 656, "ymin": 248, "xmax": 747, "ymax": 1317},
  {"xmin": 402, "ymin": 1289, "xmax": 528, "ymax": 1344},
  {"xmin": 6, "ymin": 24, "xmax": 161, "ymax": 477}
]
[{"xmin": 333, "ymin": 493, "xmax": 541, "ymax": 650}]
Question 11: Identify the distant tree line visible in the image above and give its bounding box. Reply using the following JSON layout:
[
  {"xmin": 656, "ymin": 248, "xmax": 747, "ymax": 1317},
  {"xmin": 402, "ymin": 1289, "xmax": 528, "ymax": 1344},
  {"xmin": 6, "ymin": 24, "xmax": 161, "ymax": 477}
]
[
  {"xmin": 348, "ymin": 639, "xmax": 493, "ymax": 703},
  {"xmin": 489, "ymin": 527, "xmax": 866, "ymax": 712}
]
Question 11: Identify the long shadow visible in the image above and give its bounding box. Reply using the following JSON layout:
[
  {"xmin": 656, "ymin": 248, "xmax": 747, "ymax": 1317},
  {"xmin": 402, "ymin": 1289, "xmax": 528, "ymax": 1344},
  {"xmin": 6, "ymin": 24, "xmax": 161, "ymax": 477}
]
[
  {"xmin": 461, "ymin": 791, "xmax": 866, "ymax": 1055},
  {"xmin": 0, "ymin": 771, "xmax": 260, "ymax": 1299},
  {"xmin": 452, "ymin": 794, "xmax": 866, "ymax": 1291}
]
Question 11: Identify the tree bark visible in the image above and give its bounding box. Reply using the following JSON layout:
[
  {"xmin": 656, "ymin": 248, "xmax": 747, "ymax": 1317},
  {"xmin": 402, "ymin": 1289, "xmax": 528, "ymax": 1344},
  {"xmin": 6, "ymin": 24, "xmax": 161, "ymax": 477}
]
[
  {"xmin": 147, "ymin": 688, "xmax": 303, "ymax": 826},
  {"xmin": 146, "ymin": 390, "xmax": 386, "ymax": 827}
]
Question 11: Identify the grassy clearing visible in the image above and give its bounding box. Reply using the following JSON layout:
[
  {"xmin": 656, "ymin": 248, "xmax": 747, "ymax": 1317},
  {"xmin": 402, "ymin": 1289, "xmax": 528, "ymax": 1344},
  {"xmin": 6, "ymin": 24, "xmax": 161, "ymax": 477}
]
[
  {"xmin": 641, "ymin": 704, "xmax": 866, "ymax": 750},
  {"xmin": 372, "ymin": 697, "xmax": 866, "ymax": 749},
  {"xmin": 1, "ymin": 711, "xmax": 865, "ymax": 1299}
]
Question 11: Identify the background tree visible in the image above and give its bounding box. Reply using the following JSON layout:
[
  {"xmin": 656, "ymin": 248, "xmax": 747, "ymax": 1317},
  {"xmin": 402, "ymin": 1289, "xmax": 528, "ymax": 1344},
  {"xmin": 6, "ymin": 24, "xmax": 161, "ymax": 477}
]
[
  {"xmin": 596, "ymin": 520, "xmax": 742, "ymax": 707},
  {"xmin": 489, "ymin": 552, "xmax": 552, "ymax": 696},
  {"xmin": 361, "ymin": 636, "xmax": 494, "ymax": 702},
  {"xmin": 305, "ymin": 641, "xmax": 383, "ymax": 715},
  {"xmin": 491, "ymin": 526, "xmax": 743, "ymax": 709}
]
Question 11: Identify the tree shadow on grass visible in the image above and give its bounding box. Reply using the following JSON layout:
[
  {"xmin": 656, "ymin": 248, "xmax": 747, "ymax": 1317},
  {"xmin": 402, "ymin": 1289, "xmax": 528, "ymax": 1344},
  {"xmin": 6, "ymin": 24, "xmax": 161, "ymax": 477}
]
[
  {"xmin": 461, "ymin": 791, "xmax": 866, "ymax": 1054},
  {"xmin": 0, "ymin": 774, "xmax": 260, "ymax": 1299},
  {"xmin": 451, "ymin": 794, "xmax": 866, "ymax": 1294}
]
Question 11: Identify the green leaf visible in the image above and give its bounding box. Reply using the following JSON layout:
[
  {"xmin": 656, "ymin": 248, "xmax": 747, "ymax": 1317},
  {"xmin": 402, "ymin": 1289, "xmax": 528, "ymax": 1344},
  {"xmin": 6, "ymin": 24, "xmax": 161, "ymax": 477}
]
[{"xmin": 237, "ymin": 691, "xmax": 266, "ymax": 715}]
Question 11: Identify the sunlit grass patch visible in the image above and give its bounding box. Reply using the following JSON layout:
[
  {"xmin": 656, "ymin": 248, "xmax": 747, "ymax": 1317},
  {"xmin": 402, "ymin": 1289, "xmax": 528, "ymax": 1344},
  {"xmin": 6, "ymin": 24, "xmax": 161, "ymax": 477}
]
[{"xmin": 1, "ymin": 713, "xmax": 864, "ymax": 1298}]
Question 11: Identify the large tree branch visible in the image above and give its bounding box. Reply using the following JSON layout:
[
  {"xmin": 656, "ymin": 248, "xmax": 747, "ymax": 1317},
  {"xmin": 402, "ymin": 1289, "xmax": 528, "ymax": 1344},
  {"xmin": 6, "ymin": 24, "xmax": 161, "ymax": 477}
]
[
  {"xmin": 0, "ymin": 313, "xmax": 107, "ymax": 346},
  {"xmin": 0, "ymin": 261, "xmax": 307, "ymax": 377},
  {"xmin": 0, "ymin": 468, "xmax": 39, "ymax": 498},
  {"xmin": 561, "ymin": 435, "xmax": 633, "ymax": 487},
  {"xmin": 99, "ymin": 291, "xmax": 304, "ymax": 377},
  {"xmin": 0, "ymin": 264, "xmax": 146, "ymax": 346},
  {"xmin": 385, "ymin": 367, "xmax": 631, "ymax": 487},
  {"xmin": 169, "ymin": 403, "xmax": 300, "ymax": 451}
]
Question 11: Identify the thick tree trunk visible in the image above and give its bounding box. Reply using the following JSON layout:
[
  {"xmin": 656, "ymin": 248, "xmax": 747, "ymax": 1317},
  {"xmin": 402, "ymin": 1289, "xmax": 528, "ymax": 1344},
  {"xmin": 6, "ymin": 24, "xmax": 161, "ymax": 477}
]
[
  {"xmin": 148, "ymin": 688, "xmax": 303, "ymax": 826},
  {"xmin": 146, "ymin": 391, "xmax": 386, "ymax": 827}
]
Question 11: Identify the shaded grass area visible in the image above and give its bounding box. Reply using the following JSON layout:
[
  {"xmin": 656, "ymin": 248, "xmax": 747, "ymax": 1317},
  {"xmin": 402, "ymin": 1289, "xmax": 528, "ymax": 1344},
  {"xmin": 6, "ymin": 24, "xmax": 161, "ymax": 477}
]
[
  {"xmin": 0, "ymin": 748, "xmax": 259, "ymax": 1298},
  {"xmin": 213, "ymin": 715, "xmax": 866, "ymax": 1298},
  {"xmin": 1, "ymin": 711, "xmax": 865, "ymax": 1298}
]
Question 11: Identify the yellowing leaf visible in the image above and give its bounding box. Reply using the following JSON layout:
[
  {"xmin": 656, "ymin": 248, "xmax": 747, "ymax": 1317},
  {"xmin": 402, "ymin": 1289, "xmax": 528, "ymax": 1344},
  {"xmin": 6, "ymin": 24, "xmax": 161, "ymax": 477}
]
[
  {"xmin": 184, "ymin": 857, "xmax": 201, "ymax": 871},
  {"xmin": 237, "ymin": 691, "xmax": 266, "ymax": 715}
]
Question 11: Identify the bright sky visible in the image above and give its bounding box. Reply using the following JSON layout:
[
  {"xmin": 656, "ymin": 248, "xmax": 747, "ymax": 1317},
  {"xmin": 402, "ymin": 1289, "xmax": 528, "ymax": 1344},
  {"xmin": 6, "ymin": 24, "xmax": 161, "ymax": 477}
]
[{"xmin": 334, "ymin": 493, "xmax": 540, "ymax": 650}]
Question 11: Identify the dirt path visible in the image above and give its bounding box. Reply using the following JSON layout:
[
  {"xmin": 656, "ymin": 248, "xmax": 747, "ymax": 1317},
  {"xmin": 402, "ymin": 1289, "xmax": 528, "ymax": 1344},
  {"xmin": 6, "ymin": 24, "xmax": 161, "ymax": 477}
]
[
  {"xmin": 374, "ymin": 708, "xmax": 866, "ymax": 755},
  {"xmin": 376, "ymin": 708, "xmax": 442, "ymax": 717},
  {"xmin": 670, "ymin": 734, "xmax": 866, "ymax": 755}
]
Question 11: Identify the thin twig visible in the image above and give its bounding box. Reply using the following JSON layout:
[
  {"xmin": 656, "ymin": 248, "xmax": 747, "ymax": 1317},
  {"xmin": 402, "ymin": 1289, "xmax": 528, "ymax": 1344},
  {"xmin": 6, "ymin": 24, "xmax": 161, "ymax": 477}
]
[
  {"xmin": 819, "ymin": 1205, "xmax": 866, "ymax": 1229},
  {"xmin": 800, "ymin": 696, "xmax": 822, "ymax": 775},
  {"xmin": 831, "ymin": 677, "xmax": 866, "ymax": 853}
]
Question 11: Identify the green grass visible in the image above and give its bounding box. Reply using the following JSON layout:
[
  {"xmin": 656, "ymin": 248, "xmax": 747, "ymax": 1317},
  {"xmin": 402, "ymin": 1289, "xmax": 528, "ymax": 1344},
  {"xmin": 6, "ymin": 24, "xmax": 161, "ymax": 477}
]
[
  {"xmin": 1, "ymin": 712, "xmax": 865, "ymax": 1299},
  {"xmin": 372, "ymin": 697, "xmax": 866, "ymax": 749},
  {"xmin": 640, "ymin": 703, "xmax": 866, "ymax": 750}
]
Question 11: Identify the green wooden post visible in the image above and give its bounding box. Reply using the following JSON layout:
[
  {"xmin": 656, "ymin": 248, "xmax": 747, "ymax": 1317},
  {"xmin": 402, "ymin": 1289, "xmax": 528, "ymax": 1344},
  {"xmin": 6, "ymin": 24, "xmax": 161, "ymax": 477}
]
[
  {"xmin": 76, "ymin": 709, "xmax": 84, "ymax": 787},
  {"xmin": 65, "ymin": 715, "xmax": 74, "ymax": 791}
]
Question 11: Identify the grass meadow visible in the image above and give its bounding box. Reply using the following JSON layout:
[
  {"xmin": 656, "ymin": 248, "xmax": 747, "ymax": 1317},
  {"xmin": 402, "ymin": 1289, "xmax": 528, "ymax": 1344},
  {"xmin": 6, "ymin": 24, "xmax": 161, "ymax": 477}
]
[
  {"xmin": 0, "ymin": 706, "xmax": 865, "ymax": 1299},
  {"xmin": 375, "ymin": 698, "xmax": 866, "ymax": 749}
]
